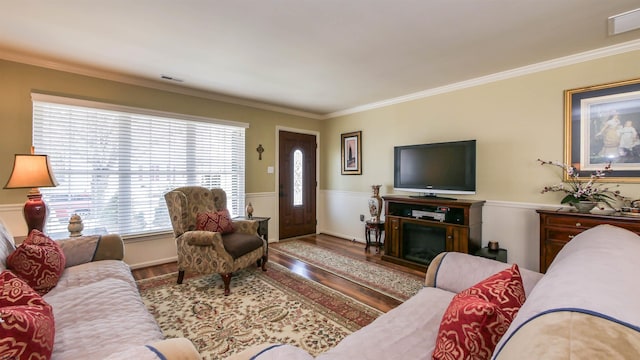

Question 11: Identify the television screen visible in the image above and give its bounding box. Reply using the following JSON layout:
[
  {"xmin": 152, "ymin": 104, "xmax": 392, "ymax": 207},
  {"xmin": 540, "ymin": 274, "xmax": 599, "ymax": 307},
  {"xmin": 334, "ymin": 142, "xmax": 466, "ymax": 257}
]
[{"xmin": 394, "ymin": 140, "xmax": 476, "ymax": 197}]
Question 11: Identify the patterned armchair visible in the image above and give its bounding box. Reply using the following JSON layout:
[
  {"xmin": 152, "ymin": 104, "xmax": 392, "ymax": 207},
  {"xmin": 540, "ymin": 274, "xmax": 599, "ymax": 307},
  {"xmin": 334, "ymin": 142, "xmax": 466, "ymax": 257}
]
[{"xmin": 164, "ymin": 186, "xmax": 267, "ymax": 295}]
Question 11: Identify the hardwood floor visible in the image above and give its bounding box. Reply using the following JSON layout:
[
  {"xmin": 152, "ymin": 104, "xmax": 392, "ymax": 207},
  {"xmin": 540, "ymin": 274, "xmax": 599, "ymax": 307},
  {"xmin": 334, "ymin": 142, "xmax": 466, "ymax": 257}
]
[{"xmin": 132, "ymin": 233, "xmax": 425, "ymax": 312}]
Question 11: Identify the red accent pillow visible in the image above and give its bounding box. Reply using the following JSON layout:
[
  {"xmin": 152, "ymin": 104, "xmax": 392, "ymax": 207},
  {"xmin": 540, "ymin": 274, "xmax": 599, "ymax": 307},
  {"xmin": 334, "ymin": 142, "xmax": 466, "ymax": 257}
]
[
  {"xmin": 7, "ymin": 230, "xmax": 66, "ymax": 296},
  {"xmin": 432, "ymin": 264, "xmax": 525, "ymax": 360},
  {"xmin": 0, "ymin": 270, "xmax": 55, "ymax": 360},
  {"xmin": 196, "ymin": 210, "xmax": 235, "ymax": 234}
]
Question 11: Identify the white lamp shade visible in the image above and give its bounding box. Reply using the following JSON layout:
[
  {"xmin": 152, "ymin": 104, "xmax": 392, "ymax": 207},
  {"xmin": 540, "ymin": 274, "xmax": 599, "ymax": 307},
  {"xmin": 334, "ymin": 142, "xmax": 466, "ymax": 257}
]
[{"xmin": 4, "ymin": 154, "xmax": 59, "ymax": 189}]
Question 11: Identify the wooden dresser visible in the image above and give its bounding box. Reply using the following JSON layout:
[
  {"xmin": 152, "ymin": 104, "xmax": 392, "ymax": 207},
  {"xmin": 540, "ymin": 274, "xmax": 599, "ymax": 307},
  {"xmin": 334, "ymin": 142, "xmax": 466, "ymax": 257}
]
[{"xmin": 537, "ymin": 209, "xmax": 640, "ymax": 273}]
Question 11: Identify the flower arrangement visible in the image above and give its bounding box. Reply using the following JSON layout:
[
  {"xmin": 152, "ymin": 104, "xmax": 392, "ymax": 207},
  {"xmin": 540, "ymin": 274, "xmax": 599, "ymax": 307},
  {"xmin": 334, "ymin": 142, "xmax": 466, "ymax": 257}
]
[{"xmin": 537, "ymin": 159, "xmax": 624, "ymax": 208}]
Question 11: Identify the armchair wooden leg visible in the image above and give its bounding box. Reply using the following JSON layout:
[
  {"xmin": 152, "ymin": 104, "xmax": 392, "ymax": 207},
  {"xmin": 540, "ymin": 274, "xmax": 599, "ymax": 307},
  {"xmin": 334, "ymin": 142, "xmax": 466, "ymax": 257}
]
[
  {"xmin": 177, "ymin": 270, "xmax": 185, "ymax": 284},
  {"xmin": 260, "ymin": 255, "xmax": 268, "ymax": 271},
  {"xmin": 221, "ymin": 273, "xmax": 232, "ymax": 296}
]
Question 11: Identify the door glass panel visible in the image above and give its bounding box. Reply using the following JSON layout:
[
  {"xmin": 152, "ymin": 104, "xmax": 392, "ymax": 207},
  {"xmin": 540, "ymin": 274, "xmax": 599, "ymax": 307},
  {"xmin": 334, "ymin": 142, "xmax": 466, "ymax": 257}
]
[{"xmin": 293, "ymin": 149, "xmax": 303, "ymax": 206}]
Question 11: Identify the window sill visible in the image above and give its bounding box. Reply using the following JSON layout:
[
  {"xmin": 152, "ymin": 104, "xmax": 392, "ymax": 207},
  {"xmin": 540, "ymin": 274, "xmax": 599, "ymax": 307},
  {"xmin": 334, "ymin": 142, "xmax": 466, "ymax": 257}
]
[{"xmin": 123, "ymin": 230, "xmax": 174, "ymax": 243}]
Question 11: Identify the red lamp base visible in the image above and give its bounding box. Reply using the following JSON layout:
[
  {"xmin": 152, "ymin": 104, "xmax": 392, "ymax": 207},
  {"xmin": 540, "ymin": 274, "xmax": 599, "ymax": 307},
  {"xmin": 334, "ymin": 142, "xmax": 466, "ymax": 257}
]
[{"xmin": 23, "ymin": 188, "xmax": 48, "ymax": 233}]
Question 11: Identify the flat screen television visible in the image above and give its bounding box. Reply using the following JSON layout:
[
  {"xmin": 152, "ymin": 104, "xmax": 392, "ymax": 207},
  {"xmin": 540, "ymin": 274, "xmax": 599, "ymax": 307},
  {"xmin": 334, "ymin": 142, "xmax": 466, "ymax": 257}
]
[{"xmin": 393, "ymin": 139, "xmax": 476, "ymax": 197}]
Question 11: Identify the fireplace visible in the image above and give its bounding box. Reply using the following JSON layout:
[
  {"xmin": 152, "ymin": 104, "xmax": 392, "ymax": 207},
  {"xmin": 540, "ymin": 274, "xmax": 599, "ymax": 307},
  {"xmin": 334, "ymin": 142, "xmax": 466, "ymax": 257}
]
[{"xmin": 401, "ymin": 222, "xmax": 447, "ymax": 265}]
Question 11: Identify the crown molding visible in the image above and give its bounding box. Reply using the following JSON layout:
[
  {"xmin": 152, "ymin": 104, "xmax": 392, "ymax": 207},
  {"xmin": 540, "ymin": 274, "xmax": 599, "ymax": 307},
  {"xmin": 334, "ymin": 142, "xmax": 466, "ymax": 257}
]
[
  {"xmin": 326, "ymin": 39, "xmax": 640, "ymax": 119},
  {"xmin": 0, "ymin": 48, "xmax": 325, "ymax": 120},
  {"xmin": 3, "ymin": 39, "xmax": 640, "ymax": 121}
]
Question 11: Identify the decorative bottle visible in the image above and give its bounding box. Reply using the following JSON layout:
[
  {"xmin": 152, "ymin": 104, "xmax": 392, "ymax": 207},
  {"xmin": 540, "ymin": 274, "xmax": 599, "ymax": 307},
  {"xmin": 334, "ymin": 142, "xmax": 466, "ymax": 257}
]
[
  {"xmin": 368, "ymin": 185, "xmax": 383, "ymax": 222},
  {"xmin": 68, "ymin": 214, "xmax": 84, "ymax": 237},
  {"xmin": 246, "ymin": 202, "xmax": 254, "ymax": 219}
]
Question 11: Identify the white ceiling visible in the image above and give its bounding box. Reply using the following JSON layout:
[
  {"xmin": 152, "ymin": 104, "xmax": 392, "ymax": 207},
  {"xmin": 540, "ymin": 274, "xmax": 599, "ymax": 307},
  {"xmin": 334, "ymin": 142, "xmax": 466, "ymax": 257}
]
[{"xmin": 1, "ymin": 1, "xmax": 640, "ymax": 117}]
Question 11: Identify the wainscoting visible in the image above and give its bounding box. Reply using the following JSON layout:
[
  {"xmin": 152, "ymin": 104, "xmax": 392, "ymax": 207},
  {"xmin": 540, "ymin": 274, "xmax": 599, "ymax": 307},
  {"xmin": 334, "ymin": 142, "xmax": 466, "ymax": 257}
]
[
  {"xmin": 319, "ymin": 190, "xmax": 562, "ymax": 272},
  {"xmin": 1, "ymin": 192, "xmax": 562, "ymax": 272}
]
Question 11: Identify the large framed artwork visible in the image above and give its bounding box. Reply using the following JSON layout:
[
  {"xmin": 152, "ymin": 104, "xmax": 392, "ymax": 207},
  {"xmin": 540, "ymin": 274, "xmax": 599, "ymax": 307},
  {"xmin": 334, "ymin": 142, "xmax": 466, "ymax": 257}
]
[
  {"xmin": 341, "ymin": 131, "xmax": 362, "ymax": 175},
  {"xmin": 565, "ymin": 77, "xmax": 640, "ymax": 182}
]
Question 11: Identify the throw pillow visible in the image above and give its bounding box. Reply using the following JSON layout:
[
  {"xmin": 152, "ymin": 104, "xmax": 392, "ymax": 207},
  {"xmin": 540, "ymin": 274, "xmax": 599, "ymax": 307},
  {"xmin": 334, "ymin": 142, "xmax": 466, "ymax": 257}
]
[
  {"xmin": 0, "ymin": 270, "xmax": 55, "ymax": 360},
  {"xmin": 457, "ymin": 263, "xmax": 526, "ymax": 320},
  {"xmin": 432, "ymin": 296, "xmax": 508, "ymax": 360},
  {"xmin": 432, "ymin": 264, "xmax": 525, "ymax": 360},
  {"xmin": 196, "ymin": 209, "xmax": 235, "ymax": 234},
  {"xmin": 7, "ymin": 229, "xmax": 66, "ymax": 295}
]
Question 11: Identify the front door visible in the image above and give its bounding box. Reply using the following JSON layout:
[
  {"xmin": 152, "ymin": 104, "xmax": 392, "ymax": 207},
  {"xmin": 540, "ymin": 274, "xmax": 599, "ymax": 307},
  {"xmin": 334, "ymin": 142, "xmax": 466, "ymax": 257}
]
[{"xmin": 279, "ymin": 131, "xmax": 317, "ymax": 239}]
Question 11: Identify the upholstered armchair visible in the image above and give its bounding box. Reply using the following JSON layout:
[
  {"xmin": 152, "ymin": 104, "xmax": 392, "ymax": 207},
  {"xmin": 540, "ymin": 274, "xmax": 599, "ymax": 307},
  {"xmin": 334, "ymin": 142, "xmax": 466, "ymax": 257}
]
[{"xmin": 164, "ymin": 186, "xmax": 267, "ymax": 295}]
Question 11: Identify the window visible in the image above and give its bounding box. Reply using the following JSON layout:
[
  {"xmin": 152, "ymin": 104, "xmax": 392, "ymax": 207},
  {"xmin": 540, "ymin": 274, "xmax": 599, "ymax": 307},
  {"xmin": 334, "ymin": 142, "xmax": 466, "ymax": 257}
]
[
  {"xmin": 32, "ymin": 93, "xmax": 247, "ymax": 239},
  {"xmin": 293, "ymin": 149, "xmax": 303, "ymax": 206}
]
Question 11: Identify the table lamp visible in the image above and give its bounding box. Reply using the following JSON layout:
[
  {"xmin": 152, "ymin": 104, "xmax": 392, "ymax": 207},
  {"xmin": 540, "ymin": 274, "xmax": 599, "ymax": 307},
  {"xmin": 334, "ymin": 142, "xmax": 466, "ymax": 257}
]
[{"xmin": 4, "ymin": 153, "xmax": 58, "ymax": 232}]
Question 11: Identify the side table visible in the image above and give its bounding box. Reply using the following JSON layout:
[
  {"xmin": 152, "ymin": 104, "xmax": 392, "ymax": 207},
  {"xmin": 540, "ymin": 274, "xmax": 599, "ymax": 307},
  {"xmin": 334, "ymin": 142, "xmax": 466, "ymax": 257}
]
[
  {"xmin": 365, "ymin": 220, "xmax": 385, "ymax": 253},
  {"xmin": 474, "ymin": 247, "xmax": 507, "ymax": 263}
]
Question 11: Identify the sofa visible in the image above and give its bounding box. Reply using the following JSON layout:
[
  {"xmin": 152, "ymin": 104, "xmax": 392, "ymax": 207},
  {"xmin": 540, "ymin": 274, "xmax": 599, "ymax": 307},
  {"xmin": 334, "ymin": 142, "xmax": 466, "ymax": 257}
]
[
  {"xmin": 233, "ymin": 224, "xmax": 640, "ymax": 359},
  {"xmin": 0, "ymin": 220, "xmax": 200, "ymax": 360}
]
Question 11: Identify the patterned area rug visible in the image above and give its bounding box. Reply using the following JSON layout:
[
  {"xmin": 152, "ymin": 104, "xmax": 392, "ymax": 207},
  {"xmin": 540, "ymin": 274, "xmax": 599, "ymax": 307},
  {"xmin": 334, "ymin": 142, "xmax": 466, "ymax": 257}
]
[
  {"xmin": 271, "ymin": 239, "xmax": 424, "ymax": 301},
  {"xmin": 137, "ymin": 262, "xmax": 381, "ymax": 359}
]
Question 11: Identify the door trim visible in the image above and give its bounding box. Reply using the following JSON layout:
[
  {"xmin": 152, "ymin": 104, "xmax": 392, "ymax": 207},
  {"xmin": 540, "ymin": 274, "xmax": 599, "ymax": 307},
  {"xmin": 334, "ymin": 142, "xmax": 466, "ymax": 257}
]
[{"xmin": 275, "ymin": 126, "xmax": 320, "ymax": 241}]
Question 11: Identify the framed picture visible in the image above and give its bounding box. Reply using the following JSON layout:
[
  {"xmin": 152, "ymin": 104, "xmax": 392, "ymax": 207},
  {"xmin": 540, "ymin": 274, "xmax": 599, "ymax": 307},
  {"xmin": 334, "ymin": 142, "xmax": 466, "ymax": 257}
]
[
  {"xmin": 341, "ymin": 131, "xmax": 362, "ymax": 175},
  {"xmin": 565, "ymin": 77, "xmax": 640, "ymax": 182}
]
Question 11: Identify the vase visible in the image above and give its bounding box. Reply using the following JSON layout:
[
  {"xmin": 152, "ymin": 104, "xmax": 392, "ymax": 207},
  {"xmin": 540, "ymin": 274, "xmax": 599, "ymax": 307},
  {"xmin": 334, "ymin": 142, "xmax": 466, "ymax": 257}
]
[
  {"xmin": 67, "ymin": 214, "xmax": 84, "ymax": 237},
  {"xmin": 368, "ymin": 185, "xmax": 383, "ymax": 222},
  {"xmin": 573, "ymin": 201, "xmax": 597, "ymax": 213}
]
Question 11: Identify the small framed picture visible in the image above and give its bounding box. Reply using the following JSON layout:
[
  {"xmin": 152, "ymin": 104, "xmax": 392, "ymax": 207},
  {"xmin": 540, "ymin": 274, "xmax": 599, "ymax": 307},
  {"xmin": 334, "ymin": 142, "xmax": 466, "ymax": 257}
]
[
  {"xmin": 565, "ymin": 77, "xmax": 640, "ymax": 182},
  {"xmin": 341, "ymin": 131, "xmax": 361, "ymax": 175}
]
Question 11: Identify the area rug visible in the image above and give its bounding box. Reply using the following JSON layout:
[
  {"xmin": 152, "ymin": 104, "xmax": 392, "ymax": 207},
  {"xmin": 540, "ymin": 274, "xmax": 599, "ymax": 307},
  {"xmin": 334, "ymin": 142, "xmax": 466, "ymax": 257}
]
[
  {"xmin": 270, "ymin": 239, "xmax": 424, "ymax": 301},
  {"xmin": 137, "ymin": 262, "xmax": 381, "ymax": 360}
]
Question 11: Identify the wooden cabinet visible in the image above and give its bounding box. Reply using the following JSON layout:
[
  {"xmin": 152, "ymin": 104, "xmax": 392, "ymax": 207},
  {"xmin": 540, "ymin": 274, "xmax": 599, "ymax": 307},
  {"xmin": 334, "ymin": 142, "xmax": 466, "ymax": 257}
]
[
  {"xmin": 537, "ymin": 210, "xmax": 640, "ymax": 273},
  {"xmin": 386, "ymin": 216, "xmax": 401, "ymax": 258},
  {"xmin": 382, "ymin": 195, "xmax": 484, "ymax": 271}
]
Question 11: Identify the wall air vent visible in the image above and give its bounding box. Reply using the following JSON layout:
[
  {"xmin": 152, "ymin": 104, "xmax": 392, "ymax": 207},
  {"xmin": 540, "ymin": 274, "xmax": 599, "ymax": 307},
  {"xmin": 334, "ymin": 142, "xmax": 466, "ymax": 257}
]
[
  {"xmin": 608, "ymin": 8, "xmax": 640, "ymax": 35},
  {"xmin": 160, "ymin": 75, "xmax": 184, "ymax": 83}
]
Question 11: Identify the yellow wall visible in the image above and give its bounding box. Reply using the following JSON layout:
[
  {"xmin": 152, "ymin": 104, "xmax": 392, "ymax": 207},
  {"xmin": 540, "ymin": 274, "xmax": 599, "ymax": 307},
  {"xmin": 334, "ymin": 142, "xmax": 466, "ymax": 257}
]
[
  {"xmin": 321, "ymin": 50, "xmax": 640, "ymax": 204},
  {"xmin": 0, "ymin": 59, "xmax": 320, "ymax": 204},
  {"xmin": 5, "ymin": 49, "xmax": 640, "ymax": 208}
]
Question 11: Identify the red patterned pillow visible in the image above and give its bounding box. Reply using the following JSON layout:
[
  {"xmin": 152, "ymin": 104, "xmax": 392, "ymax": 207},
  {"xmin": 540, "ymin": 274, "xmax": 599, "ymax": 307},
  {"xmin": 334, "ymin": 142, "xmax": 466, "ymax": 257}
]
[
  {"xmin": 457, "ymin": 263, "xmax": 526, "ymax": 319},
  {"xmin": 196, "ymin": 210, "xmax": 235, "ymax": 234},
  {"xmin": 0, "ymin": 270, "xmax": 55, "ymax": 360},
  {"xmin": 7, "ymin": 230, "xmax": 66, "ymax": 295},
  {"xmin": 432, "ymin": 264, "xmax": 525, "ymax": 360}
]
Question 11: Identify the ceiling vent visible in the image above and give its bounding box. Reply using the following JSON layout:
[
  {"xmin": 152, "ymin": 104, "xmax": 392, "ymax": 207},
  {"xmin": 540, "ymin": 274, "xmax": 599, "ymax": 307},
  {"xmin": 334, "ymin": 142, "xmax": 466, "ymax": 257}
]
[
  {"xmin": 608, "ymin": 8, "xmax": 640, "ymax": 35},
  {"xmin": 160, "ymin": 75, "xmax": 184, "ymax": 83}
]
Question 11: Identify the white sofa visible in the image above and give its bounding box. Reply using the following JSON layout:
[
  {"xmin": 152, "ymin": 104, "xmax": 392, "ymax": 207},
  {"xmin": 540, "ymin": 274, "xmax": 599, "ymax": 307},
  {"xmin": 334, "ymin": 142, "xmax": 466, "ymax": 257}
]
[
  {"xmin": 234, "ymin": 224, "xmax": 640, "ymax": 359},
  {"xmin": 0, "ymin": 221, "xmax": 200, "ymax": 360}
]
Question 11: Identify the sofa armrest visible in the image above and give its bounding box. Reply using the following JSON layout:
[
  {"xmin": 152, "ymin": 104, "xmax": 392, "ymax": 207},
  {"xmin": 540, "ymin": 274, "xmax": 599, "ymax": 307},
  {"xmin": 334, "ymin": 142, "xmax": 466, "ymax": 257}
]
[
  {"xmin": 103, "ymin": 338, "xmax": 200, "ymax": 360},
  {"xmin": 57, "ymin": 234, "xmax": 124, "ymax": 268},
  {"xmin": 147, "ymin": 338, "xmax": 201, "ymax": 360},
  {"xmin": 232, "ymin": 219, "xmax": 259, "ymax": 235},
  {"xmin": 425, "ymin": 252, "xmax": 543, "ymax": 297},
  {"xmin": 225, "ymin": 344, "xmax": 314, "ymax": 360},
  {"xmin": 179, "ymin": 231, "xmax": 234, "ymax": 262}
]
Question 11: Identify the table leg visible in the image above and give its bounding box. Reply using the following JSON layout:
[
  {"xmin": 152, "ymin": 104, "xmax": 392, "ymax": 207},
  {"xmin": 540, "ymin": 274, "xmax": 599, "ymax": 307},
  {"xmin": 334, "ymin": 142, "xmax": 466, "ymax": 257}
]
[{"xmin": 365, "ymin": 226, "xmax": 371, "ymax": 251}]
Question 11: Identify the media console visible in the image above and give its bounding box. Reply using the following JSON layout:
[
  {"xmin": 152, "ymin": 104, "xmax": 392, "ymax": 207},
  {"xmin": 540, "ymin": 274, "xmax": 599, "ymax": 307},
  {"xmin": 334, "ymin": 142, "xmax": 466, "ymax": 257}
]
[{"xmin": 382, "ymin": 195, "xmax": 484, "ymax": 271}]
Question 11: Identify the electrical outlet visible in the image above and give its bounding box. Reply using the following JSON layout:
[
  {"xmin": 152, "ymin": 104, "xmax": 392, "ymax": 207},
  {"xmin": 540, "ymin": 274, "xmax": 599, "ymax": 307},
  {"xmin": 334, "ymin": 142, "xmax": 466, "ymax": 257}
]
[{"xmin": 359, "ymin": 214, "xmax": 365, "ymax": 222}]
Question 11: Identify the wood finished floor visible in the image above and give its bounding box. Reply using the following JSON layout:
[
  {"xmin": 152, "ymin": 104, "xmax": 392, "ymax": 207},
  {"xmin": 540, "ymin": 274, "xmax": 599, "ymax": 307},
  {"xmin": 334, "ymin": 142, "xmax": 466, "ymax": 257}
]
[{"xmin": 132, "ymin": 233, "xmax": 425, "ymax": 313}]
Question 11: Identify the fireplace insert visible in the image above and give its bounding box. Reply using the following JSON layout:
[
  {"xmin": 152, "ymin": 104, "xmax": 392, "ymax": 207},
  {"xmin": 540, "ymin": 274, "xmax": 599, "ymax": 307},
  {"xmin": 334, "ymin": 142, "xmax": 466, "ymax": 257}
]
[{"xmin": 401, "ymin": 222, "xmax": 447, "ymax": 265}]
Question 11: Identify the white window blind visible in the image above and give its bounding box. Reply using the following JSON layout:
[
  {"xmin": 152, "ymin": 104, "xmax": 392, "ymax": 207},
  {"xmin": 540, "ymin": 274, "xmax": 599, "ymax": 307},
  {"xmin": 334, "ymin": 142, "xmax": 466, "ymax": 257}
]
[{"xmin": 32, "ymin": 93, "xmax": 247, "ymax": 239}]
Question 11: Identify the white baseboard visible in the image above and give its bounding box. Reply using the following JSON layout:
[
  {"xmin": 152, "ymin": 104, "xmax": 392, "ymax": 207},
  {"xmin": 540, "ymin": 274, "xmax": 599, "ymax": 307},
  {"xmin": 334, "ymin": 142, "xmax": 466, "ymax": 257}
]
[
  {"xmin": 319, "ymin": 229, "xmax": 366, "ymax": 244},
  {"xmin": 128, "ymin": 256, "xmax": 178, "ymax": 270}
]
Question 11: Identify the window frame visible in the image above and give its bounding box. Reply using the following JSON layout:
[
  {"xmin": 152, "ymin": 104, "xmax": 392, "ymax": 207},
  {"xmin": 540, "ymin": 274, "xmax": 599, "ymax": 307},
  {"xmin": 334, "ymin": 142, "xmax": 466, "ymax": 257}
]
[{"xmin": 31, "ymin": 93, "xmax": 248, "ymax": 239}]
